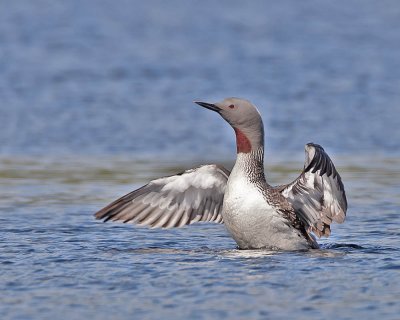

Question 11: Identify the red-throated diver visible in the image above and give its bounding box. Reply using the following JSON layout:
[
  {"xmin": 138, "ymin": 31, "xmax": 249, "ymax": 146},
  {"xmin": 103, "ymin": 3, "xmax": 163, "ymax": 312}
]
[{"xmin": 95, "ymin": 98, "xmax": 347, "ymax": 250}]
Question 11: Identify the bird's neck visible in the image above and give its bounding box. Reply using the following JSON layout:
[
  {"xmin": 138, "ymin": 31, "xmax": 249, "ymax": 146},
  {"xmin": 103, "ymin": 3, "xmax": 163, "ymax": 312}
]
[
  {"xmin": 231, "ymin": 127, "xmax": 266, "ymax": 184},
  {"xmin": 233, "ymin": 122, "xmax": 264, "ymax": 154}
]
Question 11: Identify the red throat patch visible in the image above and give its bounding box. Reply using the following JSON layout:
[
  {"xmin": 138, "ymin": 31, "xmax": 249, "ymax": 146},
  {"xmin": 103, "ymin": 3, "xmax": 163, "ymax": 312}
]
[{"xmin": 234, "ymin": 128, "xmax": 252, "ymax": 153}]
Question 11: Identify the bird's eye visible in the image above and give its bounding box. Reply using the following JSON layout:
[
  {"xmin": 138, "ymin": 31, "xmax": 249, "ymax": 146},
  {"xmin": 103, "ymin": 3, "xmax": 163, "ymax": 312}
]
[{"xmin": 229, "ymin": 104, "xmax": 235, "ymax": 109}]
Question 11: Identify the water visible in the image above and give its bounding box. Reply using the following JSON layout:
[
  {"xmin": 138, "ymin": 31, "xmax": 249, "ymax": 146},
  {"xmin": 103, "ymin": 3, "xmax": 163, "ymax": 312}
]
[
  {"xmin": 1, "ymin": 0, "xmax": 400, "ymax": 157},
  {"xmin": 1, "ymin": 156, "xmax": 399, "ymax": 319},
  {"xmin": 1, "ymin": 1, "xmax": 400, "ymax": 319}
]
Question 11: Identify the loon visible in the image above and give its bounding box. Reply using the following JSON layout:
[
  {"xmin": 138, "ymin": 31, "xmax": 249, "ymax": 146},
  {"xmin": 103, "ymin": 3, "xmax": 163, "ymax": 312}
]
[{"xmin": 95, "ymin": 98, "xmax": 347, "ymax": 250}]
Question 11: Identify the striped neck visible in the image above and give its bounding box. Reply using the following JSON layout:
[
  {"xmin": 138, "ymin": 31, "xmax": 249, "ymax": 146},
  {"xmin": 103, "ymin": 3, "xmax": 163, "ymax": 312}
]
[{"xmin": 231, "ymin": 146, "xmax": 266, "ymax": 184}]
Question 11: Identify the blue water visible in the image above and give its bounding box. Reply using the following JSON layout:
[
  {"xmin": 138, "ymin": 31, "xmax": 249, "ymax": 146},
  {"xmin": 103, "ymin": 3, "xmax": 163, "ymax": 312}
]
[{"xmin": 1, "ymin": 1, "xmax": 400, "ymax": 319}]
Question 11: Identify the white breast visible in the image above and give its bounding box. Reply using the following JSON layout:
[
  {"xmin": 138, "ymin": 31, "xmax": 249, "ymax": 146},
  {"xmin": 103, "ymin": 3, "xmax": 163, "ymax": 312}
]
[{"xmin": 222, "ymin": 173, "xmax": 309, "ymax": 250}]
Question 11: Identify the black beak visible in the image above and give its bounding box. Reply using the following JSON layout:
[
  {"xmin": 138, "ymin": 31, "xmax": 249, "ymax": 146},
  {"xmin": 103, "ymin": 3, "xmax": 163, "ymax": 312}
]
[{"xmin": 194, "ymin": 101, "xmax": 221, "ymax": 113}]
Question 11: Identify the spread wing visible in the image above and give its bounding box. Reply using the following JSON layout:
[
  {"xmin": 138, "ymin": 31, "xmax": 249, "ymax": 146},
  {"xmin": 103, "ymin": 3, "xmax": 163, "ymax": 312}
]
[
  {"xmin": 277, "ymin": 143, "xmax": 347, "ymax": 238},
  {"xmin": 94, "ymin": 164, "xmax": 229, "ymax": 228}
]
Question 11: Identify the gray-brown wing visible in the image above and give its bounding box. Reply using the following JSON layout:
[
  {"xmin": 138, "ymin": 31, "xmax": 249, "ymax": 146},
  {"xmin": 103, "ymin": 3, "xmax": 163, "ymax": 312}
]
[
  {"xmin": 94, "ymin": 164, "xmax": 230, "ymax": 228},
  {"xmin": 277, "ymin": 143, "xmax": 347, "ymax": 238}
]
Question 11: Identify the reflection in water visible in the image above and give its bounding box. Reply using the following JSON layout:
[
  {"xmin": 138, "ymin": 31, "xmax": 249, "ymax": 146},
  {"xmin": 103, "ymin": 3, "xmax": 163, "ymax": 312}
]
[
  {"xmin": 102, "ymin": 243, "xmax": 367, "ymax": 259},
  {"xmin": 105, "ymin": 246, "xmax": 278, "ymax": 258}
]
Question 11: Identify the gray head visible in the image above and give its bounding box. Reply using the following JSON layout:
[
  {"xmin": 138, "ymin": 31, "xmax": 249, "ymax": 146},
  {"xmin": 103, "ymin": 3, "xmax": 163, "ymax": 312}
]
[{"xmin": 195, "ymin": 97, "xmax": 264, "ymax": 154}]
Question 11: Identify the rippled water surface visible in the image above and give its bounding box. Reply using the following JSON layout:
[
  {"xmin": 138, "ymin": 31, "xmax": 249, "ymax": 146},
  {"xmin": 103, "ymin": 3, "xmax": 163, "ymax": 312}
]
[
  {"xmin": 1, "ymin": 0, "xmax": 400, "ymax": 319},
  {"xmin": 1, "ymin": 156, "xmax": 399, "ymax": 319}
]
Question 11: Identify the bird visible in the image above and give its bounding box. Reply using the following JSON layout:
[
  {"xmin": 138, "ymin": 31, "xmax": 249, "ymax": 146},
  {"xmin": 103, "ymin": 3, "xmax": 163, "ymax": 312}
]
[{"xmin": 94, "ymin": 98, "xmax": 347, "ymax": 251}]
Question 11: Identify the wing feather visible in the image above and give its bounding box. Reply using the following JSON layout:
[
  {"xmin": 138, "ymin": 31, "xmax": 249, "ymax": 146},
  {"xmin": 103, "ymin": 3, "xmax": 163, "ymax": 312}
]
[
  {"xmin": 277, "ymin": 143, "xmax": 347, "ymax": 238},
  {"xmin": 95, "ymin": 164, "xmax": 229, "ymax": 228}
]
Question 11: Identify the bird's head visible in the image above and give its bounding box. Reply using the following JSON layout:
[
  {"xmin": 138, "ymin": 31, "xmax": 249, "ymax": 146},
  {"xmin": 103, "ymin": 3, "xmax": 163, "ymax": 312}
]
[{"xmin": 195, "ymin": 97, "xmax": 264, "ymax": 154}]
